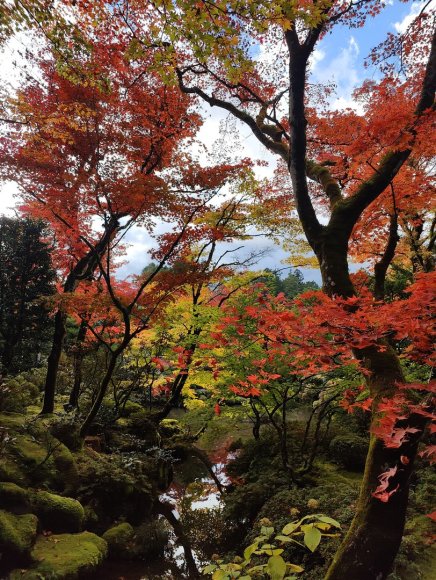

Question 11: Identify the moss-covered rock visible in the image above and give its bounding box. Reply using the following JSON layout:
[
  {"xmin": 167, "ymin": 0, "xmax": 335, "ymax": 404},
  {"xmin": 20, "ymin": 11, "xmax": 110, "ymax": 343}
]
[
  {"xmin": 49, "ymin": 418, "xmax": 83, "ymax": 452},
  {"xmin": 9, "ymin": 531, "xmax": 108, "ymax": 579},
  {"xmin": 75, "ymin": 449, "xmax": 154, "ymax": 526},
  {"xmin": 0, "ymin": 482, "xmax": 29, "ymax": 511},
  {"xmin": 9, "ymin": 433, "xmax": 57, "ymax": 487},
  {"xmin": 31, "ymin": 491, "xmax": 84, "ymax": 533},
  {"xmin": 122, "ymin": 401, "xmax": 144, "ymax": 416},
  {"xmin": 52, "ymin": 443, "xmax": 79, "ymax": 494},
  {"xmin": 6, "ymin": 424, "xmax": 78, "ymax": 493},
  {"xmin": 0, "ymin": 510, "xmax": 37, "ymax": 561},
  {"xmin": 0, "ymin": 457, "xmax": 26, "ymax": 485},
  {"xmin": 102, "ymin": 522, "xmax": 135, "ymax": 557},
  {"xmin": 125, "ymin": 411, "xmax": 158, "ymax": 444},
  {"xmin": 159, "ymin": 418, "xmax": 183, "ymax": 438}
]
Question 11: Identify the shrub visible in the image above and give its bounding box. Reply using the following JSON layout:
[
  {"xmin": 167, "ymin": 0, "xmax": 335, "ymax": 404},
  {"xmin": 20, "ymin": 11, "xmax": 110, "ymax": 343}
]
[
  {"xmin": 0, "ymin": 373, "xmax": 40, "ymax": 413},
  {"xmin": 328, "ymin": 435, "xmax": 368, "ymax": 471}
]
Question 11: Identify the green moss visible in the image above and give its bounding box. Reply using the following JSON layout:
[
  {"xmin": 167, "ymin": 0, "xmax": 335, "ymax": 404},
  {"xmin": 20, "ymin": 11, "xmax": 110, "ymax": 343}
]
[
  {"xmin": 26, "ymin": 405, "xmax": 42, "ymax": 415},
  {"xmin": 0, "ymin": 482, "xmax": 29, "ymax": 510},
  {"xmin": 75, "ymin": 449, "xmax": 153, "ymax": 525},
  {"xmin": 159, "ymin": 418, "xmax": 183, "ymax": 438},
  {"xmin": 102, "ymin": 522, "xmax": 135, "ymax": 557},
  {"xmin": 0, "ymin": 510, "xmax": 37, "ymax": 558},
  {"xmin": 122, "ymin": 401, "xmax": 144, "ymax": 416},
  {"xmin": 7, "ymin": 425, "xmax": 78, "ymax": 492},
  {"xmin": 52, "ymin": 443, "xmax": 79, "ymax": 493},
  {"xmin": 114, "ymin": 417, "xmax": 129, "ymax": 428},
  {"xmin": 31, "ymin": 491, "xmax": 84, "ymax": 533},
  {"xmin": 0, "ymin": 412, "xmax": 26, "ymax": 428},
  {"xmin": 49, "ymin": 418, "xmax": 83, "ymax": 452},
  {"xmin": 0, "ymin": 458, "xmax": 26, "ymax": 485},
  {"xmin": 10, "ymin": 433, "xmax": 49, "ymax": 467},
  {"xmin": 9, "ymin": 531, "xmax": 108, "ymax": 579}
]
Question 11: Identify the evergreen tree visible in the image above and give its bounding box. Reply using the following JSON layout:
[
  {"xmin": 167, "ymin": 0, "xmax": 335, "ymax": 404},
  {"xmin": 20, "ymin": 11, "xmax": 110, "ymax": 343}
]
[{"xmin": 0, "ymin": 217, "xmax": 55, "ymax": 374}]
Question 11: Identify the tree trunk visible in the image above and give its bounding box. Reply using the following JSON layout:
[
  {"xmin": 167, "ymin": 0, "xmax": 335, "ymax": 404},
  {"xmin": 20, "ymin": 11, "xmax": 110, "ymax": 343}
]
[
  {"xmin": 40, "ymin": 216, "xmax": 120, "ymax": 415},
  {"xmin": 41, "ymin": 309, "xmax": 66, "ymax": 414},
  {"xmin": 68, "ymin": 320, "xmax": 88, "ymax": 408},
  {"xmin": 320, "ymin": 246, "xmax": 423, "ymax": 579},
  {"xmin": 80, "ymin": 351, "xmax": 119, "ymax": 437}
]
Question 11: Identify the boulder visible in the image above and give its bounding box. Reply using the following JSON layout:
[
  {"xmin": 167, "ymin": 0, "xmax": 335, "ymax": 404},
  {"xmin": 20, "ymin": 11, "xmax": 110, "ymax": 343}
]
[
  {"xmin": 31, "ymin": 491, "xmax": 84, "ymax": 533},
  {"xmin": 9, "ymin": 532, "xmax": 108, "ymax": 579},
  {"xmin": 0, "ymin": 510, "xmax": 37, "ymax": 562}
]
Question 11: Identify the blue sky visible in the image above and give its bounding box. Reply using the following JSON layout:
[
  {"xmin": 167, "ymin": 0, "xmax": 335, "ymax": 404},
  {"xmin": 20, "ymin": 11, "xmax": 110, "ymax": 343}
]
[{"xmin": 0, "ymin": 1, "xmax": 431, "ymax": 284}]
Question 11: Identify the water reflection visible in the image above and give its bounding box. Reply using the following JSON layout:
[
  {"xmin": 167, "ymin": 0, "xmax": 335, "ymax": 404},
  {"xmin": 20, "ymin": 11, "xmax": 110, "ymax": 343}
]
[{"xmin": 93, "ymin": 450, "xmax": 237, "ymax": 579}]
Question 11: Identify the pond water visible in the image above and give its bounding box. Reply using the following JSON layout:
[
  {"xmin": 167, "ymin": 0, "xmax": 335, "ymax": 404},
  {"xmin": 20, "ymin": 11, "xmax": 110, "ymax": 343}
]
[{"xmin": 93, "ymin": 449, "xmax": 237, "ymax": 579}]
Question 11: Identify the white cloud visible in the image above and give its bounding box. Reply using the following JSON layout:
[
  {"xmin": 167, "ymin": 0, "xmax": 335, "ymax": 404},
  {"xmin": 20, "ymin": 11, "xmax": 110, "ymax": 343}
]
[
  {"xmin": 310, "ymin": 48, "xmax": 326, "ymax": 71},
  {"xmin": 309, "ymin": 36, "xmax": 363, "ymax": 113},
  {"xmin": 394, "ymin": 2, "xmax": 425, "ymax": 34}
]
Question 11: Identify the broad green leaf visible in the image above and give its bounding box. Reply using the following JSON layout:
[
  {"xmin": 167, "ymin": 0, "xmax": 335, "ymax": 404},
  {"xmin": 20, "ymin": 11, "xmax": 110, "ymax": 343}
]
[
  {"xmin": 244, "ymin": 542, "xmax": 259, "ymax": 561},
  {"xmin": 318, "ymin": 516, "xmax": 341, "ymax": 528},
  {"xmin": 203, "ymin": 564, "xmax": 217, "ymax": 573},
  {"xmin": 267, "ymin": 555, "xmax": 287, "ymax": 580},
  {"xmin": 261, "ymin": 526, "xmax": 275, "ymax": 537},
  {"xmin": 304, "ymin": 525, "xmax": 322, "ymax": 552}
]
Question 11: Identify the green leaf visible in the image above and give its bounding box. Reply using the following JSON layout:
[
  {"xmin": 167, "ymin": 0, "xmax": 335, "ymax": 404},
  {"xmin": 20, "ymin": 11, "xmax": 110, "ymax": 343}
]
[
  {"xmin": 282, "ymin": 522, "xmax": 299, "ymax": 535},
  {"xmin": 287, "ymin": 563, "xmax": 304, "ymax": 573},
  {"xmin": 275, "ymin": 535, "xmax": 293, "ymax": 543},
  {"xmin": 267, "ymin": 555, "xmax": 287, "ymax": 580},
  {"xmin": 247, "ymin": 565, "xmax": 265, "ymax": 574},
  {"xmin": 243, "ymin": 542, "xmax": 259, "ymax": 561},
  {"xmin": 212, "ymin": 570, "xmax": 230, "ymax": 580},
  {"xmin": 318, "ymin": 516, "xmax": 341, "ymax": 528},
  {"xmin": 203, "ymin": 564, "xmax": 217, "ymax": 574},
  {"xmin": 261, "ymin": 526, "xmax": 275, "ymax": 537},
  {"xmin": 260, "ymin": 544, "xmax": 276, "ymax": 551},
  {"xmin": 314, "ymin": 522, "xmax": 331, "ymax": 531},
  {"xmin": 304, "ymin": 525, "xmax": 322, "ymax": 552}
]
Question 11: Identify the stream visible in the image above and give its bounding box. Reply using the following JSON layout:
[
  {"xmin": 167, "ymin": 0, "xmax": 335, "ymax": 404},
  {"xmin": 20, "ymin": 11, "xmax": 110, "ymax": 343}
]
[{"xmin": 94, "ymin": 448, "xmax": 237, "ymax": 579}]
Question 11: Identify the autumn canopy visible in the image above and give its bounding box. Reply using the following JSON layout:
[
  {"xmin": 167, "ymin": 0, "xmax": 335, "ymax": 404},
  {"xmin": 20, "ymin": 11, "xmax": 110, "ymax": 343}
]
[{"xmin": 0, "ymin": 1, "xmax": 434, "ymax": 580}]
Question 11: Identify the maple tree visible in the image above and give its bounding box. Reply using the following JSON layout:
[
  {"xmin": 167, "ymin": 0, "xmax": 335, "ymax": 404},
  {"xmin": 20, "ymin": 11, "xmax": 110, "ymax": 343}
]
[
  {"xmin": 55, "ymin": 1, "xmax": 436, "ymax": 578},
  {"xmin": 0, "ymin": 18, "xmax": 247, "ymax": 414}
]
